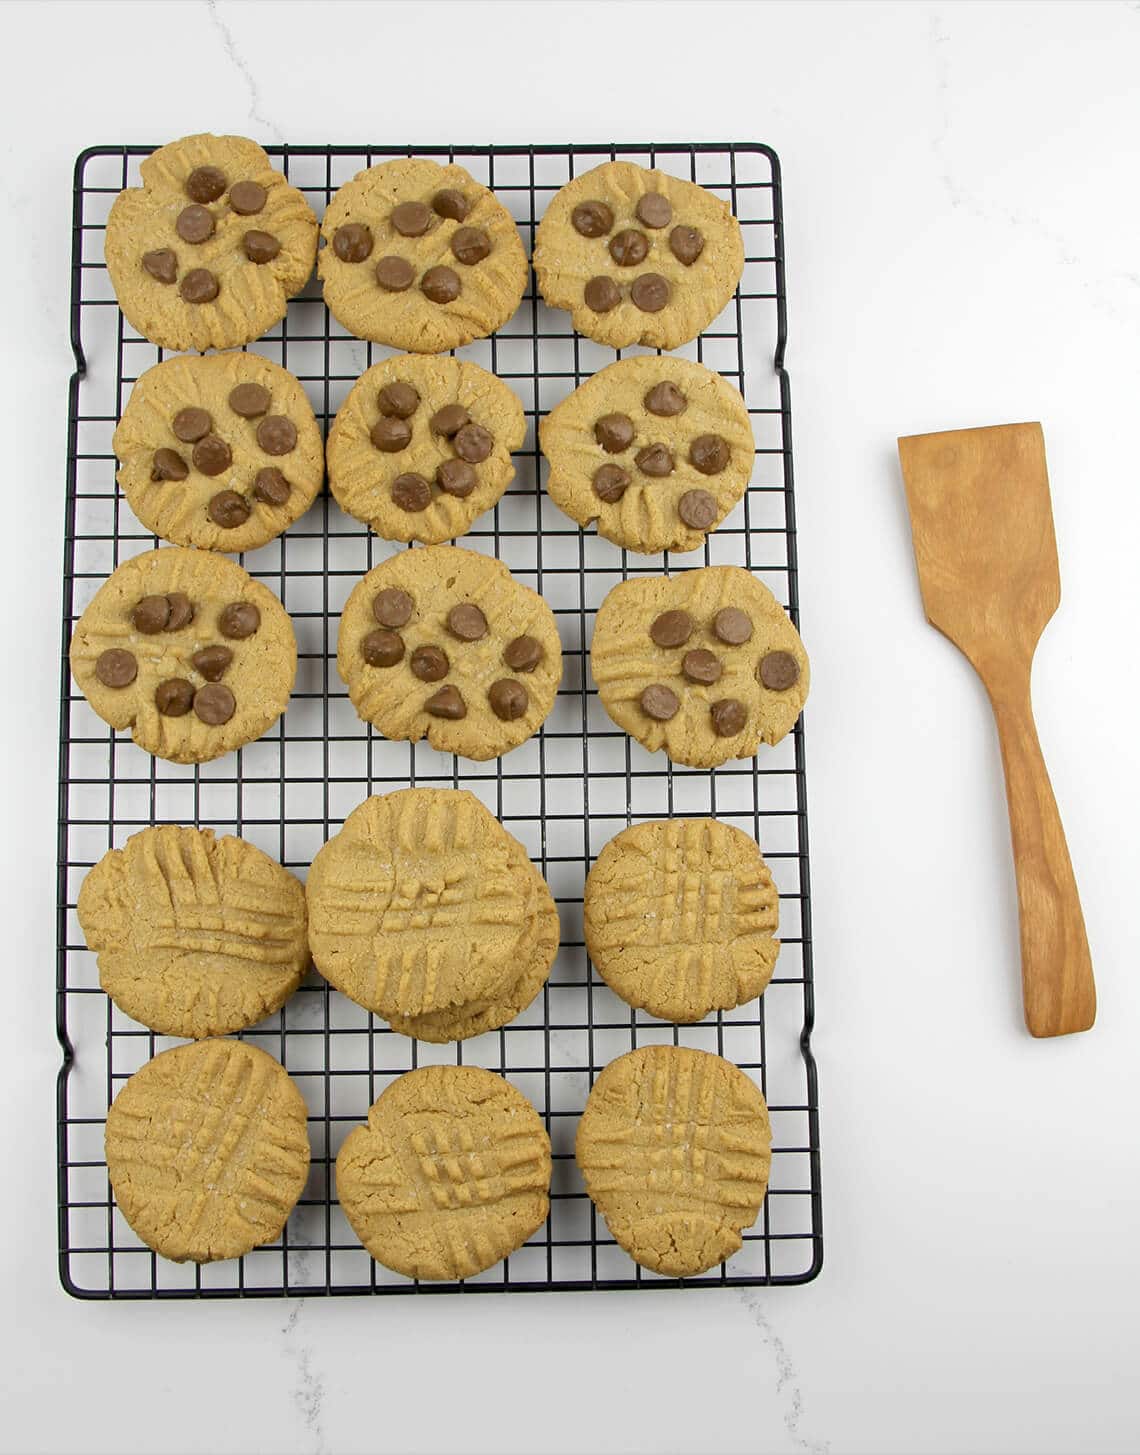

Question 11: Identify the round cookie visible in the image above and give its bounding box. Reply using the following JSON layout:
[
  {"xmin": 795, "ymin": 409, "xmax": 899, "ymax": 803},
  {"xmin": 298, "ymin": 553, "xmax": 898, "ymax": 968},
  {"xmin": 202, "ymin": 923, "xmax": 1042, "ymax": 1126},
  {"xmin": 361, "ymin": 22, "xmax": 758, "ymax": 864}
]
[
  {"xmin": 105, "ymin": 133, "xmax": 318, "ymax": 352},
  {"xmin": 336, "ymin": 1064, "xmax": 551, "ymax": 1281},
  {"xmin": 576, "ymin": 1045, "xmax": 771, "ymax": 1277},
  {"xmin": 318, "ymin": 159, "xmax": 529, "ymax": 352},
  {"xmin": 78, "ymin": 826, "xmax": 309, "ymax": 1039},
  {"xmin": 584, "ymin": 819, "xmax": 779, "ymax": 1023},
  {"xmin": 69, "ymin": 547, "xmax": 297, "ymax": 764},
  {"xmin": 540, "ymin": 356, "xmax": 754, "ymax": 554},
  {"xmin": 590, "ymin": 565, "xmax": 809, "ymax": 769},
  {"xmin": 307, "ymin": 789, "xmax": 536, "ymax": 1020},
  {"xmin": 106, "ymin": 1039, "xmax": 311, "ymax": 1263},
  {"xmin": 113, "ymin": 353, "xmax": 324, "ymax": 552},
  {"xmin": 337, "ymin": 545, "xmax": 562, "ymax": 762},
  {"xmin": 327, "ymin": 355, "xmax": 525, "ymax": 544},
  {"xmin": 533, "ymin": 161, "xmax": 745, "ymax": 350}
]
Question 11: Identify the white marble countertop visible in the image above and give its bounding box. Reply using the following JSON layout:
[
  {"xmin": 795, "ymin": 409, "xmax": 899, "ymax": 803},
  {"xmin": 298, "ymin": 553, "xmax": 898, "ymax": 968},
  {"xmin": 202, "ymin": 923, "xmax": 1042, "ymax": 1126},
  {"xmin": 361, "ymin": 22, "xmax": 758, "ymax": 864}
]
[{"xmin": 3, "ymin": 2, "xmax": 1139, "ymax": 1452}]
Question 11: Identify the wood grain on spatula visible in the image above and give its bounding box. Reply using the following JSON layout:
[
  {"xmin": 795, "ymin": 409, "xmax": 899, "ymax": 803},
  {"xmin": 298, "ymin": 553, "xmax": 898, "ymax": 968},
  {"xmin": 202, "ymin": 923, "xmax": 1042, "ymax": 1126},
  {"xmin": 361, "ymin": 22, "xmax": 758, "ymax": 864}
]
[{"xmin": 898, "ymin": 423, "xmax": 1095, "ymax": 1037}]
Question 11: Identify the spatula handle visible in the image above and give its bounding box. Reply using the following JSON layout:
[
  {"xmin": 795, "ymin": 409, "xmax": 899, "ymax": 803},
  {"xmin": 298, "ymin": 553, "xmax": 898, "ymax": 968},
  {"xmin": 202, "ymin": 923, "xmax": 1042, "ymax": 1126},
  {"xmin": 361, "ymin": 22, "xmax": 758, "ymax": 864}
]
[{"xmin": 989, "ymin": 672, "xmax": 1095, "ymax": 1036}]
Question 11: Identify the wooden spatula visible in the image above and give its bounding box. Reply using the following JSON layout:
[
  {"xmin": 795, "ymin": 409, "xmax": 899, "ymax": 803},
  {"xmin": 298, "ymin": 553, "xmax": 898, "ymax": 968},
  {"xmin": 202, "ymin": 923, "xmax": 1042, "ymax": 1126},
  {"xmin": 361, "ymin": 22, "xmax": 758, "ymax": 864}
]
[{"xmin": 898, "ymin": 422, "xmax": 1095, "ymax": 1037}]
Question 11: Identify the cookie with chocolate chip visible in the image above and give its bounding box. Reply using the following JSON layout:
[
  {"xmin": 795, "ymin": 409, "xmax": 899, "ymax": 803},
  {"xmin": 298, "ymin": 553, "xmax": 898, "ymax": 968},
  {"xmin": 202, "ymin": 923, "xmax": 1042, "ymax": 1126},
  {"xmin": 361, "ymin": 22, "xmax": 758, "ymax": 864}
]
[
  {"xmin": 540, "ymin": 356, "xmax": 754, "ymax": 554},
  {"xmin": 337, "ymin": 545, "xmax": 562, "ymax": 760},
  {"xmin": 590, "ymin": 566, "xmax": 809, "ymax": 768},
  {"xmin": 318, "ymin": 159, "xmax": 529, "ymax": 352},
  {"xmin": 105, "ymin": 133, "xmax": 318, "ymax": 352},
  {"xmin": 327, "ymin": 355, "xmax": 525, "ymax": 544},
  {"xmin": 113, "ymin": 352, "xmax": 323, "ymax": 551},
  {"xmin": 533, "ymin": 161, "xmax": 744, "ymax": 350},
  {"xmin": 69, "ymin": 548, "xmax": 296, "ymax": 763}
]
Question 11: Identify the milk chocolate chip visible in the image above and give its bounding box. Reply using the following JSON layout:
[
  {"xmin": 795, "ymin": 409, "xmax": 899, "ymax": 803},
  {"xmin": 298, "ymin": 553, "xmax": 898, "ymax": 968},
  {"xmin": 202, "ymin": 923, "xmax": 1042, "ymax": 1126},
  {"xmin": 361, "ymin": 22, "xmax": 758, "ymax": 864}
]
[
  {"xmin": 192, "ymin": 645, "xmax": 233, "ymax": 681},
  {"xmin": 95, "ymin": 649, "xmax": 137, "ymax": 688},
  {"xmin": 334, "ymin": 223, "xmax": 373, "ymax": 262},
  {"xmin": 377, "ymin": 381, "xmax": 420, "ymax": 419},
  {"xmin": 436, "ymin": 459, "xmax": 477, "ymax": 497},
  {"xmin": 252, "ymin": 468, "xmax": 291, "ymax": 506},
  {"xmin": 713, "ymin": 607, "xmax": 753, "ymax": 645},
  {"xmin": 228, "ymin": 382, "xmax": 271, "ymax": 418},
  {"xmin": 391, "ymin": 473, "xmax": 432, "ymax": 512},
  {"xmin": 758, "ymin": 650, "xmax": 800, "ymax": 690},
  {"xmin": 142, "ymin": 249, "xmax": 177, "ymax": 285},
  {"xmin": 669, "ymin": 225, "xmax": 705, "ymax": 266},
  {"xmin": 373, "ymin": 588, "xmax": 414, "ymax": 628},
  {"xmin": 172, "ymin": 407, "xmax": 211, "ymax": 443},
  {"xmin": 644, "ymin": 381, "xmax": 687, "ymax": 417},
  {"xmin": 594, "ymin": 413, "xmax": 634, "ymax": 453},
  {"xmin": 640, "ymin": 684, "xmax": 680, "ymax": 721},
  {"xmin": 176, "ymin": 205, "xmax": 215, "ymax": 244},
  {"xmin": 447, "ymin": 603, "xmax": 488, "ymax": 641},
  {"xmin": 453, "ymin": 423, "xmax": 493, "ymax": 463},
  {"xmin": 132, "ymin": 595, "xmax": 171, "ymax": 634},
  {"xmin": 488, "ymin": 679, "xmax": 528, "ymax": 721},
  {"xmin": 151, "ymin": 448, "xmax": 188, "ymax": 482},
  {"xmin": 375, "ymin": 255, "xmax": 415, "ymax": 291},
  {"xmin": 229, "ymin": 180, "xmax": 267, "ymax": 215},
  {"xmin": 631, "ymin": 273, "xmax": 670, "ymax": 312},
  {"xmin": 208, "ymin": 490, "xmax": 251, "ymax": 528},
  {"xmin": 451, "ymin": 227, "xmax": 491, "ymax": 265},
  {"xmin": 689, "ymin": 434, "xmax": 730, "ymax": 475},
  {"xmin": 370, "ymin": 416, "xmax": 413, "ymax": 453},
  {"xmin": 710, "ymin": 698, "xmax": 747, "ymax": 736},
  {"xmin": 155, "ymin": 678, "xmax": 194, "ymax": 716},
  {"xmin": 179, "ymin": 269, "xmax": 219, "ymax": 304},
  {"xmin": 256, "ymin": 416, "xmax": 297, "ymax": 455},
  {"xmin": 164, "ymin": 592, "xmax": 195, "ymax": 630},
  {"xmin": 593, "ymin": 464, "xmax": 630, "ymax": 502},
  {"xmin": 430, "ymin": 404, "xmax": 469, "ymax": 437},
  {"xmin": 218, "ymin": 601, "xmax": 260, "ymax": 639},
  {"xmin": 361, "ymin": 628, "xmax": 405, "ymax": 668},
  {"xmin": 635, "ymin": 192, "xmax": 673, "ymax": 229},
  {"xmin": 391, "ymin": 201, "xmax": 433, "ymax": 237},
  {"xmin": 503, "ymin": 635, "xmax": 543, "ymax": 672},
  {"xmin": 609, "ymin": 229, "xmax": 648, "ymax": 266},
  {"xmin": 193, "ymin": 435, "xmax": 233, "ymax": 476},
  {"xmin": 677, "ymin": 489, "xmax": 717, "ymax": 529},
  {"xmin": 186, "ymin": 166, "xmax": 226, "ymax": 203},
  {"xmin": 584, "ymin": 275, "xmax": 620, "ymax": 312},
  {"xmin": 572, "ymin": 201, "xmax": 614, "ymax": 237},
  {"xmin": 432, "ymin": 189, "xmax": 469, "ymax": 221},
  {"xmin": 193, "ymin": 683, "xmax": 236, "ymax": 725},
  {"xmin": 682, "ymin": 649, "xmax": 722, "ymax": 684},
  {"xmin": 421, "ymin": 265, "xmax": 461, "ymax": 303},
  {"xmin": 410, "ymin": 644, "xmax": 449, "ymax": 682},
  {"xmin": 649, "ymin": 610, "xmax": 693, "ymax": 648},
  {"xmin": 425, "ymin": 685, "xmax": 466, "ymax": 719},
  {"xmin": 635, "ymin": 443, "xmax": 674, "ymax": 477},
  {"xmin": 243, "ymin": 230, "xmax": 280, "ymax": 264}
]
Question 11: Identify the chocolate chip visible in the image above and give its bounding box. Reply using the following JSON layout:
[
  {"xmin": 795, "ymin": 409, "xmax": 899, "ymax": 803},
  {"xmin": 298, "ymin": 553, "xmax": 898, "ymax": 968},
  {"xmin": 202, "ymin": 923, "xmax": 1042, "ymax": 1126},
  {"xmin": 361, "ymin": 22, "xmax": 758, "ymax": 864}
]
[
  {"xmin": 432, "ymin": 188, "xmax": 470, "ymax": 221},
  {"xmin": 678, "ymin": 489, "xmax": 718, "ymax": 529},
  {"xmin": 572, "ymin": 201, "xmax": 614, "ymax": 237},
  {"xmin": 640, "ymin": 684, "xmax": 680, "ymax": 721},
  {"xmin": 243, "ymin": 230, "xmax": 281, "ymax": 264},
  {"xmin": 451, "ymin": 226, "xmax": 491, "ymax": 265},
  {"xmin": 631, "ymin": 273, "xmax": 670, "ymax": 312},
  {"xmin": 594, "ymin": 413, "xmax": 634, "ymax": 453},
  {"xmin": 488, "ymin": 679, "xmax": 528, "ymax": 721},
  {"xmin": 252, "ymin": 467, "xmax": 291, "ymax": 506},
  {"xmin": 375, "ymin": 255, "xmax": 415, "ymax": 291},
  {"xmin": 453, "ymin": 423, "xmax": 494, "ymax": 463},
  {"xmin": 155, "ymin": 678, "xmax": 194, "ymax": 716},
  {"xmin": 392, "ymin": 200, "xmax": 433, "ymax": 236},
  {"xmin": 373, "ymin": 588, "xmax": 414, "ymax": 628},
  {"xmin": 228, "ymin": 382, "xmax": 271, "ymax": 418},
  {"xmin": 713, "ymin": 607, "xmax": 753, "ymax": 645},
  {"xmin": 649, "ymin": 610, "xmax": 693, "ymax": 648},
  {"xmin": 192, "ymin": 645, "xmax": 233, "ymax": 681},
  {"xmin": 132, "ymin": 595, "xmax": 171, "ymax": 634},
  {"xmin": 151, "ymin": 448, "xmax": 188, "ymax": 482},
  {"xmin": 256, "ymin": 416, "xmax": 297, "ymax": 455},
  {"xmin": 635, "ymin": 443, "xmax": 674, "ymax": 477},
  {"xmin": 142, "ymin": 249, "xmax": 177, "ymax": 284},
  {"xmin": 378, "ymin": 381, "xmax": 420, "ymax": 419},
  {"xmin": 682, "ymin": 649, "xmax": 722, "ymax": 684},
  {"xmin": 361, "ymin": 628, "xmax": 405, "ymax": 667},
  {"xmin": 192, "ymin": 434, "xmax": 233, "ymax": 476},
  {"xmin": 711, "ymin": 698, "xmax": 747, "ymax": 736},
  {"xmin": 425, "ymin": 685, "xmax": 466, "ymax": 719},
  {"xmin": 669, "ymin": 225, "xmax": 705, "ymax": 266},
  {"xmin": 186, "ymin": 165, "xmax": 226, "ymax": 203},
  {"xmin": 430, "ymin": 404, "xmax": 469, "ymax": 437},
  {"xmin": 593, "ymin": 464, "xmax": 630, "ymax": 502},
  {"xmin": 644, "ymin": 381, "xmax": 688, "ymax": 417},
  {"xmin": 193, "ymin": 683, "xmax": 235, "ymax": 725},
  {"xmin": 176, "ymin": 205, "xmax": 215, "ymax": 244},
  {"xmin": 370, "ymin": 415, "xmax": 413, "ymax": 453},
  {"xmin": 436, "ymin": 459, "xmax": 477, "ymax": 497},
  {"xmin": 229, "ymin": 180, "xmax": 267, "ymax": 215},
  {"xmin": 447, "ymin": 603, "xmax": 488, "ymax": 641},
  {"xmin": 410, "ymin": 644, "xmax": 449, "ymax": 682},
  {"xmin": 759, "ymin": 650, "xmax": 801, "ymax": 691},
  {"xmin": 334, "ymin": 223, "xmax": 373, "ymax": 262},
  {"xmin": 609, "ymin": 229, "xmax": 649, "ymax": 266},
  {"xmin": 172, "ymin": 407, "xmax": 211, "ymax": 443},
  {"xmin": 636, "ymin": 192, "xmax": 673, "ymax": 229},
  {"xmin": 164, "ymin": 592, "xmax": 195, "ymax": 630},
  {"xmin": 421, "ymin": 265, "xmax": 461, "ymax": 303},
  {"xmin": 218, "ymin": 601, "xmax": 260, "ymax": 639},
  {"xmin": 208, "ymin": 490, "xmax": 251, "ymax": 528},
  {"xmin": 180, "ymin": 269, "xmax": 219, "ymax": 304},
  {"xmin": 95, "ymin": 649, "xmax": 137, "ymax": 688},
  {"xmin": 391, "ymin": 473, "xmax": 431, "ymax": 512},
  {"xmin": 584, "ymin": 275, "xmax": 620, "ymax": 312},
  {"xmin": 503, "ymin": 635, "xmax": 543, "ymax": 672},
  {"xmin": 690, "ymin": 434, "xmax": 730, "ymax": 475}
]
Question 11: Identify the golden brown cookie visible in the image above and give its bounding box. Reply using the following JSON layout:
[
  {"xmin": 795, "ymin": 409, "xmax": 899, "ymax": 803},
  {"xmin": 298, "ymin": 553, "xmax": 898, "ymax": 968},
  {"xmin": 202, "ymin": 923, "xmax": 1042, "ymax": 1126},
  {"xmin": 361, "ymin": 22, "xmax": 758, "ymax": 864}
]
[
  {"xmin": 78, "ymin": 826, "xmax": 309, "ymax": 1038},
  {"xmin": 105, "ymin": 133, "xmax": 318, "ymax": 352},
  {"xmin": 584, "ymin": 819, "xmax": 779, "ymax": 1023},
  {"xmin": 540, "ymin": 356, "xmax": 754, "ymax": 554},
  {"xmin": 336, "ymin": 1064, "xmax": 551, "ymax": 1280},
  {"xmin": 337, "ymin": 546, "xmax": 562, "ymax": 762},
  {"xmin": 113, "ymin": 353, "xmax": 324, "ymax": 552},
  {"xmin": 327, "ymin": 355, "xmax": 525, "ymax": 544},
  {"xmin": 318, "ymin": 159, "xmax": 529, "ymax": 351},
  {"xmin": 105, "ymin": 1039, "xmax": 311, "ymax": 1263},
  {"xmin": 69, "ymin": 547, "xmax": 297, "ymax": 764},
  {"xmin": 533, "ymin": 162, "xmax": 744, "ymax": 350},
  {"xmin": 590, "ymin": 566, "xmax": 809, "ymax": 769},
  {"xmin": 576, "ymin": 1045, "xmax": 771, "ymax": 1277}
]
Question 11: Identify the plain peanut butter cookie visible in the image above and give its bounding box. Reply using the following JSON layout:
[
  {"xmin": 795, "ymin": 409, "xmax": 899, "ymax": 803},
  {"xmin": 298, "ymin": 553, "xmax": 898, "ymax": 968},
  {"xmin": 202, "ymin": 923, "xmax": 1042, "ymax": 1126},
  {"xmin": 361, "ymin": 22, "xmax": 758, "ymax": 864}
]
[
  {"xmin": 105, "ymin": 133, "xmax": 318, "ymax": 352},
  {"xmin": 576, "ymin": 1045, "xmax": 771, "ymax": 1277},
  {"xmin": 336, "ymin": 1064, "xmax": 551, "ymax": 1281}
]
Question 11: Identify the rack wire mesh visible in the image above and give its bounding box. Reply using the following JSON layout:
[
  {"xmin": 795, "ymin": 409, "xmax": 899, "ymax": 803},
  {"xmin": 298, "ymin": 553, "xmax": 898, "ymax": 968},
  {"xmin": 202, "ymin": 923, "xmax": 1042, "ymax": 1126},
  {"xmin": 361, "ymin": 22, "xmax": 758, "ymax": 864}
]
[{"xmin": 57, "ymin": 142, "xmax": 821, "ymax": 1297}]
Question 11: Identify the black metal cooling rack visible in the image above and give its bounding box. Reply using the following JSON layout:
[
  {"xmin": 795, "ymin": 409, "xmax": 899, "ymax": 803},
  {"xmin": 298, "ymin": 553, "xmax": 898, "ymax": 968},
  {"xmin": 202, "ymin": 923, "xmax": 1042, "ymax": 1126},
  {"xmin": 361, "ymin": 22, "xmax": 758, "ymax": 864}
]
[{"xmin": 58, "ymin": 141, "xmax": 821, "ymax": 1298}]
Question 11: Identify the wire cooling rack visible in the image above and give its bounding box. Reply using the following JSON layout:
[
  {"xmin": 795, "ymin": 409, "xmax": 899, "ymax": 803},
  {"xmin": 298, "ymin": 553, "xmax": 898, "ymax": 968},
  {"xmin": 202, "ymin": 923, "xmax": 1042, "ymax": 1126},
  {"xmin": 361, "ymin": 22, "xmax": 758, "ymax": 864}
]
[{"xmin": 58, "ymin": 142, "xmax": 821, "ymax": 1298}]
